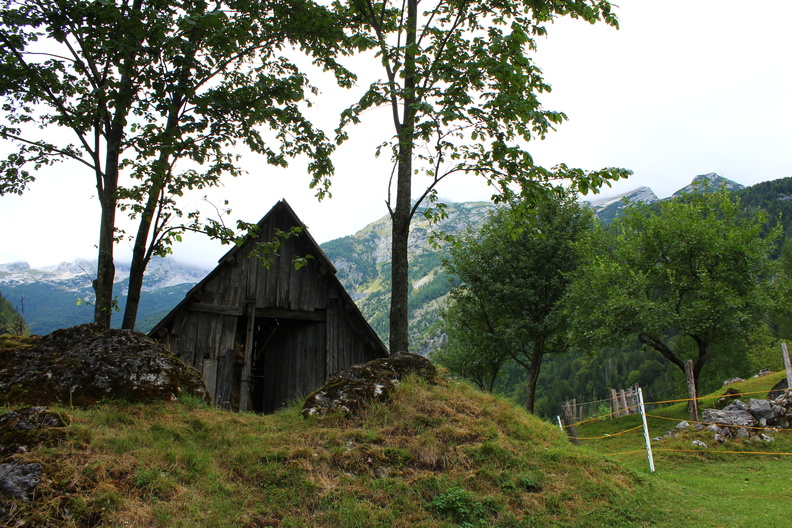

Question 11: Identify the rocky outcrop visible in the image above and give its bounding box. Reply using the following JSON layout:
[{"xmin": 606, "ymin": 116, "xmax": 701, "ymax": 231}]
[
  {"xmin": 654, "ymin": 389, "xmax": 792, "ymax": 444},
  {"xmin": 0, "ymin": 406, "xmax": 68, "ymax": 521},
  {"xmin": 0, "ymin": 462, "xmax": 42, "ymax": 500},
  {"xmin": 0, "ymin": 407, "xmax": 68, "ymax": 458},
  {"xmin": 0, "ymin": 324, "xmax": 208, "ymax": 407},
  {"xmin": 301, "ymin": 352, "xmax": 438, "ymax": 418}
]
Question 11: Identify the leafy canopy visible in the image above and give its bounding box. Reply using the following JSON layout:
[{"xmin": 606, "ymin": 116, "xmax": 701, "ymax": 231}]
[
  {"xmin": 337, "ymin": 0, "xmax": 630, "ymax": 208},
  {"xmin": 566, "ymin": 187, "xmax": 784, "ymax": 390},
  {"xmin": 438, "ymin": 192, "xmax": 592, "ymax": 410}
]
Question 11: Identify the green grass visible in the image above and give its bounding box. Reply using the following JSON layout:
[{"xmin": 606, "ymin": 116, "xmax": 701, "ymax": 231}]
[
  {"xmin": 569, "ymin": 372, "xmax": 792, "ymax": 527},
  {"xmin": 2, "ymin": 372, "xmax": 790, "ymax": 527}
]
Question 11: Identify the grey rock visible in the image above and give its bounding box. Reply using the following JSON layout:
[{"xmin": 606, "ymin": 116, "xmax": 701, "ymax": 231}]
[
  {"xmin": 691, "ymin": 440, "xmax": 708, "ymax": 448},
  {"xmin": 0, "ymin": 463, "xmax": 42, "ymax": 500},
  {"xmin": 735, "ymin": 427, "xmax": 750, "ymax": 439},
  {"xmin": 702, "ymin": 408, "xmax": 757, "ymax": 428},
  {"xmin": 724, "ymin": 400, "xmax": 748, "ymax": 412},
  {"xmin": 676, "ymin": 421, "xmax": 690, "ymax": 430},
  {"xmin": 748, "ymin": 399, "xmax": 774, "ymax": 422}
]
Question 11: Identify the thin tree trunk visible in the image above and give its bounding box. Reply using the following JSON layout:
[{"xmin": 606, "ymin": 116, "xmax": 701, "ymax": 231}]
[
  {"xmin": 389, "ymin": 147, "xmax": 413, "ymax": 353},
  {"xmin": 92, "ymin": 0, "xmax": 144, "ymax": 329},
  {"xmin": 121, "ymin": 212, "xmax": 153, "ymax": 329},
  {"xmin": 122, "ymin": 165, "xmax": 171, "ymax": 329},
  {"xmin": 691, "ymin": 334, "xmax": 709, "ymax": 397},
  {"xmin": 94, "ymin": 182, "xmax": 117, "ymax": 328},
  {"xmin": 387, "ymin": 0, "xmax": 417, "ymax": 353},
  {"xmin": 525, "ymin": 349, "xmax": 544, "ymax": 414}
]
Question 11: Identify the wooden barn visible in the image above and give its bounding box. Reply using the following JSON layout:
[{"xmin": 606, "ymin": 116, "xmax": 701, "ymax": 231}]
[{"xmin": 150, "ymin": 200, "xmax": 389, "ymax": 413}]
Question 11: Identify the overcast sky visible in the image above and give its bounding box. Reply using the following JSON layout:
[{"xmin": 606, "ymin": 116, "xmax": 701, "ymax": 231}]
[{"xmin": 1, "ymin": 0, "xmax": 790, "ymax": 269}]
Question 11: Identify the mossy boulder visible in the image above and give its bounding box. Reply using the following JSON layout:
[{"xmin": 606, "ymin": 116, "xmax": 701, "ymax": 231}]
[
  {"xmin": 0, "ymin": 407, "xmax": 68, "ymax": 460},
  {"xmin": 301, "ymin": 352, "xmax": 437, "ymax": 418},
  {"xmin": 0, "ymin": 324, "xmax": 208, "ymax": 407}
]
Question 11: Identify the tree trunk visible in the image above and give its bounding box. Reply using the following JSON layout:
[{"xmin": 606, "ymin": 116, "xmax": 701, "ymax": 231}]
[
  {"xmin": 691, "ymin": 334, "xmax": 709, "ymax": 397},
  {"xmin": 94, "ymin": 183, "xmax": 117, "ymax": 329},
  {"xmin": 121, "ymin": 217, "xmax": 152, "ymax": 329},
  {"xmin": 389, "ymin": 148, "xmax": 413, "ymax": 353},
  {"xmin": 122, "ymin": 168, "xmax": 170, "ymax": 329},
  {"xmin": 525, "ymin": 349, "xmax": 544, "ymax": 414},
  {"xmin": 92, "ymin": 5, "xmax": 144, "ymax": 328},
  {"xmin": 387, "ymin": 0, "xmax": 417, "ymax": 353}
]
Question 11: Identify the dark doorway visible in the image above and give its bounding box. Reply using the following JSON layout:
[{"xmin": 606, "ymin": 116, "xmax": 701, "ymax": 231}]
[{"xmin": 247, "ymin": 317, "xmax": 325, "ymax": 413}]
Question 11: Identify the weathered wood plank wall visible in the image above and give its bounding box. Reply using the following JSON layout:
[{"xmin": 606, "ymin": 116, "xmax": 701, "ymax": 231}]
[{"xmin": 151, "ymin": 200, "xmax": 387, "ymax": 412}]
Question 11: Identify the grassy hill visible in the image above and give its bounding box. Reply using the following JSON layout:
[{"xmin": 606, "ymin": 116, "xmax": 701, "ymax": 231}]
[
  {"xmin": 1, "ymin": 375, "xmax": 670, "ymax": 528},
  {"xmin": 4, "ymin": 369, "xmax": 790, "ymax": 527}
]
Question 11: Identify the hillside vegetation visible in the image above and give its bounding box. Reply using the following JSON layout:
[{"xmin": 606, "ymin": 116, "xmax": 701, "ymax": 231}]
[
  {"xmin": 0, "ymin": 291, "xmax": 26, "ymax": 335},
  {"xmin": 4, "ymin": 371, "xmax": 791, "ymax": 527},
  {"xmin": 6, "ymin": 375, "xmax": 679, "ymax": 528}
]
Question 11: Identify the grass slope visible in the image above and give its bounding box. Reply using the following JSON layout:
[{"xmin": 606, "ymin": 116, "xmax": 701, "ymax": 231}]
[
  {"xmin": 5, "ymin": 373, "xmax": 789, "ymax": 527},
  {"xmin": 4, "ymin": 377, "xmax": 675, "ymax": 528},
  {"xmin": 574, "ymin": 372, "xmax": 792, "ymax": 528}
]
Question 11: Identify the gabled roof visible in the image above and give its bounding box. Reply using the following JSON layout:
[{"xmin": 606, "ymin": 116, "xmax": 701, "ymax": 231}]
[{"xmin": 149, "ymin": 199, "xmax": 387, "ymax": 355}]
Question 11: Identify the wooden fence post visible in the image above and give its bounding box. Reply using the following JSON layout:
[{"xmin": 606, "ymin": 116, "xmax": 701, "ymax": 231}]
[
  {"xmin": 684, "ymin": 360, "xmax": 698, "ymax": 421},
  {"xmin": 561, "ymin": 400, "xmax": 581, "ymax": 445},
  {"xmin": 619, "ymin": 389, "xmax": 629, "ymax": 417},
  {"xmin": 610, "ymin": 389, "xmax": 619, "ymax": 418},
  {"xmin": 782, "ymin": 343, "xmax": 792, "ymax": 392}
]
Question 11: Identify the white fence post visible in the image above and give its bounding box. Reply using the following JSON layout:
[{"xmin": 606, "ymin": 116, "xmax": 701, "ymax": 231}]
[
  {"xmin": 782, "ymin": 343, "xmax": 792, "ymax": 392},
  {"xmin": 638, "ymin": 387, "xmax": 655, "ymax": 473}
]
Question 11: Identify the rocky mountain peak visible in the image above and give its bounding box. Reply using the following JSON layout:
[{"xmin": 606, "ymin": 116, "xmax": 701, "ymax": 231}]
[
  {"xmin": 0, "ymin": 262, "xmax": 31, "ymax": 273},
  {"xmin": 672, "ymin": 172, "xmax": 744, "ymax": 197}
]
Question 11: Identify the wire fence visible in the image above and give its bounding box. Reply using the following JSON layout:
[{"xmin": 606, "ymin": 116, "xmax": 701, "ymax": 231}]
[{"xmin": 556, "ymin": 386, "xmax": 792, "ymax": 472}]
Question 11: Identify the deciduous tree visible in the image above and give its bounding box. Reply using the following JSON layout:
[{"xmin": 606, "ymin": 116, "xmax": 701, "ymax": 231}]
[
  {"xmin": 0, "ymin": 0, "xmax": 349, "ymax": 328},
  {"xmin": 335, "ymin": 0, "xmax": 629, "ymax": 352},
  {"xmin": 439, "ymin": 192, "xmax": 591, "ymax": 412},
  {"xmin": 566, "ymin": 188, "xmax": 782, "ymax": 394}
]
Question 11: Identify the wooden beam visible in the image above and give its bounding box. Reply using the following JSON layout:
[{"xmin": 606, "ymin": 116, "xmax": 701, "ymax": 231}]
[
  {"xmin": 254, "ymin": 307, "xmax": 326, "ymax": 321},
  {"xmin": 186, "ymin": 302, "xmax": 326, "ymax": 321},
  {"xmin": 187, "ymin": 302, "xmax": 243, "ymax": 316},
  {"xmin": 239, "ymin": 302, "xmax": 255, "ymax": 413}
]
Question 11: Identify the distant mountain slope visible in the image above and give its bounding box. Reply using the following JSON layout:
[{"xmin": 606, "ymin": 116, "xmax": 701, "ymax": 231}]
[
  {"xmin": 583, "ymin": 186, "xmax": 658, "ymax": 224},
  {"xmin": 321, "ymin": 201, "xmax": 493, "ymax": 354},
  {"xmin": 581, "ymin": 173, "xmax": 744, "ymax": 224},
  {"xmin": 672, "ymin": 172, "xmax": 745, "ymax": 197},
  {"xmin": 0, "ymin": 258, "xmax": 208, "ymax": 334}
]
